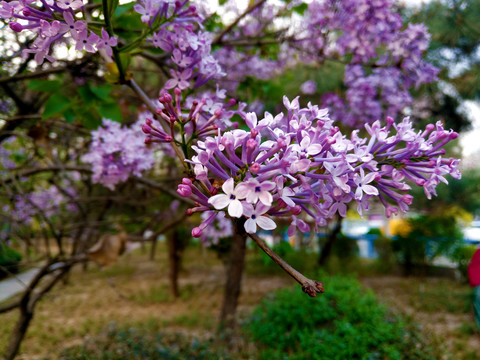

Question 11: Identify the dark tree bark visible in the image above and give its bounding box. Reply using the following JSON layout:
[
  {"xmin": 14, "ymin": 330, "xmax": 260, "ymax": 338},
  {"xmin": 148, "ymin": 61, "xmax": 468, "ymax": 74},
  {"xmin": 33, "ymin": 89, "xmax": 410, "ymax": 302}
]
[
  {"xmin": 318, "ymin": 215, "xmax": 344, "ymax": 266},
  {"xmin": 167, "ymin": 230, "xmax": 181, "ymax": 298},
  {"xmin": 2, "ymin": 258, "xmax": 80, "ymax": 360},
  {"xmin": 220, "ymin": 219, "xmax": 247, "ymax": 328}
]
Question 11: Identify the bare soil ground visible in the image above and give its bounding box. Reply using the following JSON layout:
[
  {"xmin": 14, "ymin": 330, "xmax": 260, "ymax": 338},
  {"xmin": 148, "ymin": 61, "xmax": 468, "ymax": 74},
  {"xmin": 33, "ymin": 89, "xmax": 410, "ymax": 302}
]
[
  {"xmin": 0, "ymin": 244, "xmax": 291, "ymax": 360},
  {"xmin": 2, "ymin": 244, "xmax": 480, "ymax": 360}
]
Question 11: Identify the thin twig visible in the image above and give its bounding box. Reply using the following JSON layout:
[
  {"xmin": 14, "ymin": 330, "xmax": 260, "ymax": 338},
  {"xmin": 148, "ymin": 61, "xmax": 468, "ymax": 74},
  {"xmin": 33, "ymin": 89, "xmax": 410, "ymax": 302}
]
[
  {"xmin": 248, "ymin": 233, "xmax": 324, "ymax": 297},
  {"xmin": 213, "ymin": 0, "xmax": 268, "ymax": 45}
]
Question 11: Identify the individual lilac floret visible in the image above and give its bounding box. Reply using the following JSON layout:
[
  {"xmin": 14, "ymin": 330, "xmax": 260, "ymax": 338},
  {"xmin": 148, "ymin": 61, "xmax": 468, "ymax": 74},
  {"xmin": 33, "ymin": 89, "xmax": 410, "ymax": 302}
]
[{"xmin": 208, "ymin": 178, "xmax": 243, "ymax": 218}]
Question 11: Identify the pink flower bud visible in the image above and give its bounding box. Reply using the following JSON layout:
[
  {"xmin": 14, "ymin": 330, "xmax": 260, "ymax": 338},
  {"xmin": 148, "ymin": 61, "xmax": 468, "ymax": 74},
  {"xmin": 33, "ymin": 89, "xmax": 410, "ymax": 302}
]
[
  {"xmin": 247, "ymin": 138, "xmax": 257, "ymax": 150},
  {"xmin": 291, "ymin": 205, "xmax": 302, "ymax": 215},
  {"xmin": 214, "ymin": 109, "xmax": 222, "ymax": 117},
  {"xmin": 144, "ymin": 137, "xmax": 153, "ymax": 144},
  {"xmin": 9, "ymin": 22, "xmax": 23, "ymax": 32},
  {"xmin": 449, "ymin": 132, "xmax": 458, "ymax": 139},
  {"xmin": 192, "ymin": 227, "xmax": 202, "ymax": 238},
  {"xmin": 145, "ymin": 118, "xmax": 153, "ymax": 125},
  {"xmin": 386, "ymin": 116, "xmax": 395, "ymax": 125},
  {"xmin": 425, "ymin": 123, "xmax": 435, "ymax": 131},
  {"xmin": 174, "ymin": 87, "xmax": 181, "ymax": 96},
  {"xmin": 22, "ymin": 8, "xmax": 31, "ymax": 16},
  {"xmin": 163, "ymin": 93, "xmax": 172, "ymax": 102},
  {"xmin": 401, "ymin": 194, "xmax": 413, "ymax": 205},
  {"xmin": 141, "ymin": 124, "xmax": 151, "ymax": 134},
  {"xmin": 385, "ymin": 206, "xmax": 398, "ymax": 218},
  {"xmin": 177, "ymin": 184, "xmax": 192, "ymax": 197},
  {"xmin": 165, "ymin": 135, "xmax": 173, "ymax": 142},
  {"xmin": 228, "ymin": 99, "xmax": 237, "ymax": 107},
  {"xmin": 250, "ymin": 163, "xmax": 261, "ymax": 173},
  {"xmin": 182, "ymin": 178, "xmax": 192, "ymax": 185},
  {"xmin": 415, "ymin": 178, "xmax": 426, "ymax": 186},
  {"xmin": 187, "ymin": 208, "xmax": 194, "ymax": 216}
]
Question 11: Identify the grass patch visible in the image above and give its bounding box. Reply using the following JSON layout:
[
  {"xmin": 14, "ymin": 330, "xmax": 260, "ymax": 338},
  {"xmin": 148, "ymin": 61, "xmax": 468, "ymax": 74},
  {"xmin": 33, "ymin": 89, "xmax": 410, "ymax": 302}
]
[
  {"xmin": 59, "ymin": 325, "xmax": 231, "ymax": 360},
  {"xmin": 413, "ymin": 283, "xmax": 473, "ymax": 314}
]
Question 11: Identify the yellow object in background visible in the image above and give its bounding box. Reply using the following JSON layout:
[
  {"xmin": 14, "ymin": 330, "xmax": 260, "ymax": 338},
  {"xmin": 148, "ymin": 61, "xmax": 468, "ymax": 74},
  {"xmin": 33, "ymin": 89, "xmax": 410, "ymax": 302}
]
[{"xmin": 389, "ymin": 218, "xmax": 412, "ymax": 237}]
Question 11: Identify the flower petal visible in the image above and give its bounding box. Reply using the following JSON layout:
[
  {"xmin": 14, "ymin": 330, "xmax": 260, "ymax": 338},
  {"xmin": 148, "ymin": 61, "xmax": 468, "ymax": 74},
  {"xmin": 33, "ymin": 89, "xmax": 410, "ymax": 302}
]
[
  {"xmin": 222, "ymin": 178, "xmax": 234, "ymax": 195},
  {"xmin": 258, "ymin": 191, "xmax": 273, "ymax": 206},
  {"xmin": 244, "ymin": 218, "xmax": 257, "ymax": 233},
  {"xmin": 256, "ymin": 216, "xmax": 276, "ymax": 231},
  {"xmin": 228, "ymin": 199, "xmax": 243, "ymax": 218},
  {"xmin": 208, "ymin": 194, "xmax": 230, "ymax": 209}
]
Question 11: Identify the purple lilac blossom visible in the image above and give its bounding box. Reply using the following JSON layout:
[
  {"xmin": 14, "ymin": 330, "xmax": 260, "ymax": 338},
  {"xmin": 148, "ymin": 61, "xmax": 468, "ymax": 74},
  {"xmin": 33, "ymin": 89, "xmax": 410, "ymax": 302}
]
[
  {"xmin": 0, "ymin": 1, "xmax": 117, "ymax": 64},
  {"xmin": 6, "ymin": 185, "xmax": 78, "ymax": 225},
  {"xmin": 145, "ymin": 91, "xmax": 461, "ymax": 236},
  {"xmin": 82, "ymin": 119, "xmax": 155, "ymax": 190},
  {"xmin": 301, "ymin": 81, "xmax": 317, "ymax": 95}
]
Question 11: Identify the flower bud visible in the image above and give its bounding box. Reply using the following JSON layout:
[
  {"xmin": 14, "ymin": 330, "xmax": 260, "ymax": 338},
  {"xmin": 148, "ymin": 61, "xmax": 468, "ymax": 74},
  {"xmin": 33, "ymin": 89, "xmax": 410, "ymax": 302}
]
[
  {"xmin": 145, "ymin": 118, "xmax": 153, "ymax": 125},
  {"xmin": 291, "ymin": 205, "xmax": 302, "ymax": 215},
  {"xmin": 174, "ymin": 87, "xmax": 181, "ymax": 96},
  {"xmin": 250, "ymin": 163, "xmax": 261, "ymax": 173},
  {"xmin": 192, "ymin": 227, "xmax": 202, "ymax": 238},
  {"xmin": 182, "ymin": 178, "xmax": 192, "ymax": 185},
  {"xmin": 177, "ymin": 184, "xmax": 192, "ymax": 197},
  {"xmin": 141, "ymin": 124, "xmax": 151, "ymax": 134},
  {"xmin": 385, "ymin": 116, "xmax": 395, "ymax": 125},
  {"xmin": 9, "ymin": 22, "xmax": 23, "ymax": 32}
]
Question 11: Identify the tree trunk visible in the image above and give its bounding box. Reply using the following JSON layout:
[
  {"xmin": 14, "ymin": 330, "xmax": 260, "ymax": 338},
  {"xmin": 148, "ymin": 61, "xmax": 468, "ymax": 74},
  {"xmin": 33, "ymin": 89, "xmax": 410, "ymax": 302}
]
[
  {"xmin": 4, "ymin": 308, "xmax": 33, "ymax": 360},
  {"xmin": 220, "ymin": 219, "xmax": 247, "ymax": 328},
  {"xmin": 150, "ymin": 236, "xmax": 158, "ymax": 260},
  {"xmin": 318, "ymin": 216, "xmax": 343, "ymax": 266},
  {"xmin": 167, "ymin": 230, "xmax": 181, "ymax": 298}
]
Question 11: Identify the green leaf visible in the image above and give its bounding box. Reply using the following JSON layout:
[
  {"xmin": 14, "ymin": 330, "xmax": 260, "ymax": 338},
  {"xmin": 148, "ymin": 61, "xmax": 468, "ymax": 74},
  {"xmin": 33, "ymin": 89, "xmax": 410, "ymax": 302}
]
[
  {"xmin": 98, "ymin": 102, "xmax": 122, "ymax": 122},
  {"xmin": 42, "ymin": 94, "xmax": 71, "ymax": 119},
  {"xmin": 90, "ymin": 84, "xmax": 113, "ymax": 100},
  {"xmin": 292, "ymin": 3, "xmax": 308, "ymax": 15},
  {"xmin": 77, "ymin": 86, "xmax": 97, "ymax": 105},
  {"xmin": 78, "ymin": 108, "xmax": 102, "ymax": 129},
  {"xmin": 63, "ymin": 109, "xmax": 76, "ymax": 123},
  {"xmin": 114, "ymin": 2, "xmax": 134, "ymax": 17},
  {"xmin": 28, "ymin": 79, "xmax": 62, "ymax": 93}
]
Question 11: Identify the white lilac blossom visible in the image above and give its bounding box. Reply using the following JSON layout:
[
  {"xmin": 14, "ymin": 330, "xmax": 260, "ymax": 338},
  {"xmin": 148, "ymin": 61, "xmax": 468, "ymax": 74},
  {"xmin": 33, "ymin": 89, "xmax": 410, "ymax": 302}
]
[
  {"xmin": 82, "ymin": 119, "xmax": 155, "ymax": 190},
  {"xmin": 153, "ymin": 92, "xmax": 461, "ymax": 236}
]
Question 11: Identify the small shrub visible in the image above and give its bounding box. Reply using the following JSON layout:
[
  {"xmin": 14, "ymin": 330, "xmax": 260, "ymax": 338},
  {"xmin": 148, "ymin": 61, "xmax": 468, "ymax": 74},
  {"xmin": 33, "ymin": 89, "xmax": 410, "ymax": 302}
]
[
  {"xmin": 245, "ymin": 274, "xmax": 444, "ymax": 360},
  {"xmin": 0, "ymin": 242, "xmax": 22, "ymax": 277},
  {"xmin": 59, "ymin": 325, "xmax": 230, "ymax": 360}
]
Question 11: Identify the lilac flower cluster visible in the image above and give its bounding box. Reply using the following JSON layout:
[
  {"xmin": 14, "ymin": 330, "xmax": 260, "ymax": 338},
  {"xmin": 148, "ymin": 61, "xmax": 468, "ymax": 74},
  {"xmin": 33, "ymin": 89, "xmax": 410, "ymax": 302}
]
[
  {"xmin": 0, "ymin": 136, "xmax": 21, "ymax": 170},
  {"xmin": 0, "ymin": 1, "xmax": 117, "ymax": 64},
  {"xmin": 301, "ymin": 0, "xmax": 439, "ymax": 125},
  {"xmin": 82, "ymin": 119, "xmax": 155, "ymax": 190},
  {"xmin": 163, "ymin": 94, "xmax": 460, "ymax": 236},
  {"xmin": 135, "ymin": 1, "xmax": 224, "ymax": 90},
  {"xmin": 204, "ymin": 0, "xmax": 438, "ymax": 126},
  {"xmin": 5, "ymin": 185, "xmax": 78, "ymax": 225}
]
